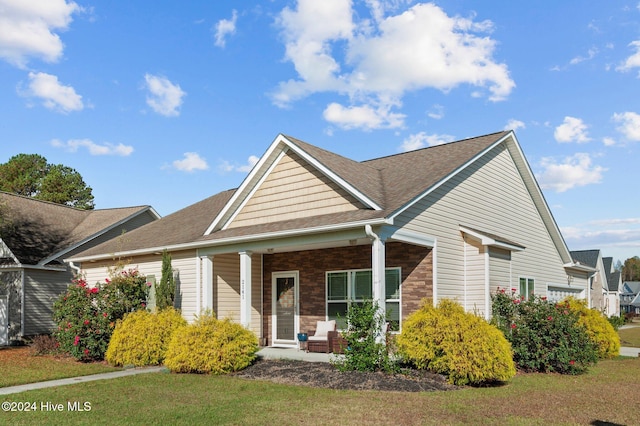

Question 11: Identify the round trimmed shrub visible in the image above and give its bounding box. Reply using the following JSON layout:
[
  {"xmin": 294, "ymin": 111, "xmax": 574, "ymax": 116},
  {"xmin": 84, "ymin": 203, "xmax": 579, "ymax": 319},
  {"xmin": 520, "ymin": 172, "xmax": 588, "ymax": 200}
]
[
  {"xmin": 106, "ymin": 308, "xmax": 186, "ymax": 367},
  {"xmin": 565, "ymin": 297, "xmax": 620, "ymax": 359},
  {"xmin": 396, "ymin": 299, "xmax": 516, "ymax": 386},
  {"xmin": 164, "ymin": 313, "xmax": 258, "ymax": 374}
]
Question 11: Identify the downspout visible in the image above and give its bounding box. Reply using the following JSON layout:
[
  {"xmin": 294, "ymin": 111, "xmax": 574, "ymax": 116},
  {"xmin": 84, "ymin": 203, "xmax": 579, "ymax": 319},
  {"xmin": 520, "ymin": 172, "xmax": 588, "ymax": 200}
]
[
  {"xmin": 69, "ymin": 261, "xmax": 81, "ymax": 277},
  {"xmin": 365, "ymin": 225, "xmax": 386, "ymax": 344}
]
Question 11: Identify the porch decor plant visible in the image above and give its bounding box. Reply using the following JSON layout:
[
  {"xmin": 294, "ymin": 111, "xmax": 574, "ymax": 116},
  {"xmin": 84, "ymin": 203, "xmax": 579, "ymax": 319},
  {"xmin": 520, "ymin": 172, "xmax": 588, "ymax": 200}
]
[{"xmin": 491, "ymin": 289, "xmax": 598, "ymax": 374}]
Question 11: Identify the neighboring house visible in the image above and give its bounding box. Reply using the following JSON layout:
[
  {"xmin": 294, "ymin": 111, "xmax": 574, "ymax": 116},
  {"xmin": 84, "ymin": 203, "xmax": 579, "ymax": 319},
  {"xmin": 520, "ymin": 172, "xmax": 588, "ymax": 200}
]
[
  {"xmin": 620, "ymin": 281, "xmax": 640, "ymax": 314},
  {"xmin": 602, "ymin": 257, "xmax": 622, "ymax": 317},
  {"xmin": 0, "ymin": 192, "xmax": 160, "ymax": 345},
  {"xmin": 570, "ymin": 249, "xmax": 607, "ymax": 311},
  {"xmin": 68, "ymin": 131, "xmax": 591, "ymax": 348}
]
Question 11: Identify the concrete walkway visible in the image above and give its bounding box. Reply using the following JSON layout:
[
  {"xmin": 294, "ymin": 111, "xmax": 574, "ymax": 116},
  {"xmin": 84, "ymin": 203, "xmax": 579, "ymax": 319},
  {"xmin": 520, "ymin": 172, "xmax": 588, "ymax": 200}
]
[{"xmin": 0, "ymin": 366, "xmax": 166, "ymax": 396}]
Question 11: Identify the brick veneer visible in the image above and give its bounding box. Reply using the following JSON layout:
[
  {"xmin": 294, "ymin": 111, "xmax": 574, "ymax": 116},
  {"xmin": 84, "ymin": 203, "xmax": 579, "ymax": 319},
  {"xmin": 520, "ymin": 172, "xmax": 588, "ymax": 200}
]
[{"xmin": 262, "ymin": 242, "xmax": 432, "ymax": 345}]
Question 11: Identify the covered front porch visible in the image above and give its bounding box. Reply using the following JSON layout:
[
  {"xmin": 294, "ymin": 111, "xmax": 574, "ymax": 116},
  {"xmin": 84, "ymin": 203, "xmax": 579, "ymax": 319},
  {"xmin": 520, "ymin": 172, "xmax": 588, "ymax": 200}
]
[{"xmin": 194, "ymin": 224, "xmax": 434, "ymax": 348}]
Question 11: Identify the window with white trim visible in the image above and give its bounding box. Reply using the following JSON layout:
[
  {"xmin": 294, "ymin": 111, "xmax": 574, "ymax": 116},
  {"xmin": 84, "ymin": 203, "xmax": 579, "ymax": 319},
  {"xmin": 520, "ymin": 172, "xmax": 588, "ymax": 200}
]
[
  {"xmin": 327, "ymin": 268, "xmax": 401, "ymax": 331},
  {"xmin": 519, "ymin": 277, "xmax": 535, "ymax": 300}
]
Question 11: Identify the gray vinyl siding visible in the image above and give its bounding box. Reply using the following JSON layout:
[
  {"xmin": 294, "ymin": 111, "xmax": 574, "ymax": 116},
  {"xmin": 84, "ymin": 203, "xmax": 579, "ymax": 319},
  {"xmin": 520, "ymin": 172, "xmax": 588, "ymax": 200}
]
[
  {"xmin": 23, "ymin": 269, "xmax": 73, "ymax": 335},
  {"xmin": 463, "ymin": 238, "xmax": 485, "ymax": 313},
  {"xmin": 395, "ymin": 143, "xmax": 578, "ymax": 312}
]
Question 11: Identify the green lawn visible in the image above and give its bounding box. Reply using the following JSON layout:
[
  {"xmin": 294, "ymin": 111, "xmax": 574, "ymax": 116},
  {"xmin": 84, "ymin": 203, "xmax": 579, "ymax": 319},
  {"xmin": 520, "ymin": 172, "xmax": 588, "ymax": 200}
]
[
  {"xmin": 0, "ymin": 347, "xmax": 120, "ymax": 388},
  {"xmin": 1, "ymin": 357, "xmax": 639, "ymax": 425},
  {"xmin": 618, "ymin": 325, "xmax": 640, "ymax": 348}
]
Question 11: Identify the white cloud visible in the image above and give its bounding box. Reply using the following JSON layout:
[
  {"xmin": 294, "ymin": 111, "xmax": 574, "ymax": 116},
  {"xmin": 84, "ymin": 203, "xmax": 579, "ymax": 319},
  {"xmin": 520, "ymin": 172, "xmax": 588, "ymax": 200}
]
[
  {"xmin": 612, "ymin": 111, "xmax": 640, "ymax": 141},
  {"xmin": 602, "ymin": 137, "xmax": 616, "ymax": 146},
  {"xmin": 554, "ymin": 116, "xmax": 591, "ymax": 143},
  {"xmin": 213, "ymin": 10, "xmax": 238, "ymax": 48},
  {"xmin": 144, "ymin": 74, "xmax": 186, "ymax": 117},
  {"xmin": 21, "ymin": 71, "xmax": 83, "ymax": 113},
  {"xmin": 236, "ymin": 155, "xmax": 260, "ymax": 173},
  {"xmin": 273, "ymin": 1, "xmax": 514, "ymax": 127},
  {"xmin": 427, "ymin": 104, "xmax": 444, "ymax": 120},
  {"xmin": 51, "ymin": 139, "xmax": 133, "ymax": 156},
  {"xmin": 400, "ymin": 132, "xmax": 455, "ymax": 151},
  {"xmin": 0, "ymin": 0, "xmax": 79, "ymax": 68},
  {"xmin": 561, "ymin": 218, "xmax": 640, "ymax": 261},
  {"xmin": 172, "ymin": 152, "xmax": 208, "ymax": 172},
  {"xmin": 536, "ymin": 153, "xmax": 606, "ymax": 193},
  {"xmin": 569, "ymin": 47, "xmax": 598, "ymax": 65},
  {"xmin": 323, "ymin": 101, "xmax": 405, "ymax": 130},
  {"xmin": 616, "ymin": 40, "xmax": 640, "ymax": 76},
  {"xmin": 504, "ymin": 119, "xmax": 525, "ymax": 131},
  {"xmin": 218, "ymin": 155, "xmax": 259, "ymax": 173}
]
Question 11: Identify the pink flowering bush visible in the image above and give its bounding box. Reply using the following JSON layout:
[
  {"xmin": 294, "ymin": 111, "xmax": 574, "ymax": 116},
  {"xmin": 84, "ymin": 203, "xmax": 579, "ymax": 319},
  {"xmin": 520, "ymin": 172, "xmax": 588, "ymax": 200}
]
[
  {"xmin": 491, "ymin": 289, "xmax": 597, "ymax": 374},
  {"xmin": 53, "ymin": 269, "xmax": 150, "ymax": 362}
]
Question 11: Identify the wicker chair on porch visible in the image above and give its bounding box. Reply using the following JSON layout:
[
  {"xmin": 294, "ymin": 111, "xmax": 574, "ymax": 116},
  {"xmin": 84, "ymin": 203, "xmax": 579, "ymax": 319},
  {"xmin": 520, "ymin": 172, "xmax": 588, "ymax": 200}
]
[{"xmin": 307, "ymin": 320, "xmax": 337, "ymax": 353}]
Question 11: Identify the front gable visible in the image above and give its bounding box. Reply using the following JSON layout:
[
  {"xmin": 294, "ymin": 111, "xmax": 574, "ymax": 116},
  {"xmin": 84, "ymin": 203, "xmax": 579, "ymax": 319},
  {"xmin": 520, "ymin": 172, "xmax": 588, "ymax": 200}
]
[
  {"xmin": 206, "ymin": 134, "xmax": 382, "ymax": 234},
  {"xmin": 227, "ymin": 150, "xmax": 367, "ymax": 229}
]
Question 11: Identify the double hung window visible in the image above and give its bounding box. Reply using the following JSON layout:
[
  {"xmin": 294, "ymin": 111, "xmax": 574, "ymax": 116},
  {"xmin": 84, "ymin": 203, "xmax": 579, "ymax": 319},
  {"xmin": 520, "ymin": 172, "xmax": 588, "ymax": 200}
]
[{"xmin": 327, "ymin": 268, "xmax": 401, "ymax": 330}]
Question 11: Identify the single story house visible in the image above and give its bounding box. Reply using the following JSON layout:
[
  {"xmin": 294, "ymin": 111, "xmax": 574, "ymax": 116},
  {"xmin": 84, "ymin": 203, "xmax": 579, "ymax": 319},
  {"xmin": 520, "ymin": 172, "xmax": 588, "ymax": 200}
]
[
  {"xmin": 68, "ymin": 131, "xmax": 591, "ymax": 348},
  {"xmin": 0, "ymin": 192, "xmax": 159, "ymax": 345}
]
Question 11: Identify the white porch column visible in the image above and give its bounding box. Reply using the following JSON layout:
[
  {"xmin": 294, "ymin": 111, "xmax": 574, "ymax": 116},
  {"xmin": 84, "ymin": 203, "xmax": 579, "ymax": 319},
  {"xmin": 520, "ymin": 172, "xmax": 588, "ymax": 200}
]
[
  {"xmin": 201, "ymin": 255, "xmax": 213, "ymax": 312},
  {"xmin": 366, "ymin": 225, "xmax": 386, "ymax": 343},
  {"xmin": 239, "ymin": 251, "xmax": 252, "ymax": 329}
]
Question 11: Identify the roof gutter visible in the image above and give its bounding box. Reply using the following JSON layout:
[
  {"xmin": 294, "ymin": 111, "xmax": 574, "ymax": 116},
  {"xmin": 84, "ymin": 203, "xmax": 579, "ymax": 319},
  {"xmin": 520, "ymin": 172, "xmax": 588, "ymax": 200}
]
[{"xmin": 67, "ymin": 217, "xmax": 392, "ymax": 263}]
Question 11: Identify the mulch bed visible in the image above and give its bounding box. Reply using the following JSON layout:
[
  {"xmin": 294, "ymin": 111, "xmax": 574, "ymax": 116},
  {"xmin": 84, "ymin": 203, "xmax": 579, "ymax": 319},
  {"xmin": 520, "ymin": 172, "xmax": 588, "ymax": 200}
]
[{"xmin": 232, "ymin": 358, "xmax": 459, "ymax": 392}]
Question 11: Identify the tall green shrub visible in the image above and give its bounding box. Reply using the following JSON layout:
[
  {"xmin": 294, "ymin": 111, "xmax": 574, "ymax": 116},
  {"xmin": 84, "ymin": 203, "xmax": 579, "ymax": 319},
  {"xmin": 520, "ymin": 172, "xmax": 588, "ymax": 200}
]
[
  {"xmin": 397, "ymin": 299, "xmax": 516, "ymax": 386},
  {"xmin": 332, "ymin": 300, "xmax": 397, "ymax": 373},
  {"xmin": 155, "ymin": 250, "xmax": 175, "ymax": 310},
  {"xmin": 491, "ymin": 290, "xmax": 598, "ymax": 374}
]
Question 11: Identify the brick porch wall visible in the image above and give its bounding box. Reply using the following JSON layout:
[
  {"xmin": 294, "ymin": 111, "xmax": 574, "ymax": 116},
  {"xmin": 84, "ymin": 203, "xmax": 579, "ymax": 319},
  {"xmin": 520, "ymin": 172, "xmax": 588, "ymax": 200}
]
[{"xmin": 262, "ymin": 242, "xmax": 432, "ymax": 345}]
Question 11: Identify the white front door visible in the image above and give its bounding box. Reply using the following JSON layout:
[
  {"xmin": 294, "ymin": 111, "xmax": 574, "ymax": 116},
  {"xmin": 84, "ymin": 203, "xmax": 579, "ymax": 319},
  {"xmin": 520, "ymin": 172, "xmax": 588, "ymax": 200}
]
[
  {"xmin": 272, "ymin": 271, "xmax": 299, "ymax": 347},
  {"xmin": 0, "ymin": 296, "xmax": 8, "ymax": 346}
]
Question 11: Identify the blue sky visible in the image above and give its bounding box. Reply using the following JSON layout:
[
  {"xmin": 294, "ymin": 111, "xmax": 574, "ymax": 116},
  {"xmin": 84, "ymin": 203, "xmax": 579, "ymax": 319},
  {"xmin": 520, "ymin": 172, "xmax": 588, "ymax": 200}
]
[{"xmin": 0, "ymin": 1, "xmax": 639, "ymax": 264}]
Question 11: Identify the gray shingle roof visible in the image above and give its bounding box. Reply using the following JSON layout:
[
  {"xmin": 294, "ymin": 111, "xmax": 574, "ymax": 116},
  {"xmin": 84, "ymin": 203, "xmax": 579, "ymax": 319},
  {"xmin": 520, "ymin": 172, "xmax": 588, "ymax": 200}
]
[
  {"xmin": 608, "ymin": 271, "xmax": 621, "ymax": 292},
  {"xmin": 69, "ymin": 131, "xmax": 511, "ymax": 260},
  {"xmin": 570, "ymin": 249, "xmax": 600, "ymax": 268},
  {"xmin": 0, "ymin": 192, "xmax": 152, "ymax": 265}
]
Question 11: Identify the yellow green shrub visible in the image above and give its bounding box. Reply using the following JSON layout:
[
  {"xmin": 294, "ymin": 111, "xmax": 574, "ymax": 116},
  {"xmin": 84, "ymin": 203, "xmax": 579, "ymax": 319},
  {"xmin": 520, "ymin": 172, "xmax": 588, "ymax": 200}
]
[
  {"xmin": 105, "ymin": 308, "xmax": 186, "ymax": 367},
  {"xmin": 564, "ymin": 297, "xmax": 620, "ymax": 359},
  {"xmin": 396, "ymin": 299, "xmax": 516, "ymax": 386},
  {"xmin": 164, "ymin": 313, "xmax": 258, "ymax": 374}
]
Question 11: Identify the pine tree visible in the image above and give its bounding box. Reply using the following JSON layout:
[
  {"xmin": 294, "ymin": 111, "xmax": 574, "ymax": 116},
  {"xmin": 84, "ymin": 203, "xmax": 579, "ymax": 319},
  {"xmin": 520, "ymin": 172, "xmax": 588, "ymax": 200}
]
[{"xmin": 156, "ymin": 250, "xmax": 175, "ymax": 310}]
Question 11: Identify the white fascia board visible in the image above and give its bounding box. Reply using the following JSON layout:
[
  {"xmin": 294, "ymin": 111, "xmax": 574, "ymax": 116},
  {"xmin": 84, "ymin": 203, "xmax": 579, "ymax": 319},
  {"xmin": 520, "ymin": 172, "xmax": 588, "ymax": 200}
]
[
  {"xmin": 505, "ymin": 133, "xmax": 574, "ymax": 264},
  {"xmin": 39, "ymin": 206, "xmax": 159, "ymax": 266},
  {"xmin": 383, "ymin": 226, "xmax": 436, "ymax": 248},
  {"xmin": 284, "ymin": 137, "xmax": 382, "ymax": 211},
  {"xmin": 459, "ymin": 226, "xmax": 525, "ymax": 252},
  {"xmin": 69, "ymin": 217, "xmax": 392, "ymax": 263},
  {"xmin": 204, "ymin": 134, "xmax": 288, "ymax": 235},
  {"xmin": 388, "ymin": 135, "xmax": 508, "ymax": 221},
  {"xmin": 564, "ymin": 262, "xmax": 597, "ymax": 273},
  {"xmin": 219, "ymin": 149, "xmax": 288, "ymax": 231}
]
